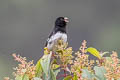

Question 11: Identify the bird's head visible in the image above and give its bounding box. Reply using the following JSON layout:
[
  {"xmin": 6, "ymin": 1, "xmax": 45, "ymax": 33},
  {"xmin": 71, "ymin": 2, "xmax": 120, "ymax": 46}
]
[{"xmin": 55, "ymin": 17, "xmax": 69, "ymax": 27}]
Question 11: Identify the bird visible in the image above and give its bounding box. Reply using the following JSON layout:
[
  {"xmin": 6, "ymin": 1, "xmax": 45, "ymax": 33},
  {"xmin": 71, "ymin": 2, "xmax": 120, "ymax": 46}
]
[{"xmin": 45, "ymin": 17, "xmax": 69, "ymax": 51}]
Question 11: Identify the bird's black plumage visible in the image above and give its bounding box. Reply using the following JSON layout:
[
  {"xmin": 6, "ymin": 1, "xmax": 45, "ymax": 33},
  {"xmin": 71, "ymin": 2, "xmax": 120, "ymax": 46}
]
[{"xmin": 45, "ymin": 17, "xmax": 69, "ymax": 50}]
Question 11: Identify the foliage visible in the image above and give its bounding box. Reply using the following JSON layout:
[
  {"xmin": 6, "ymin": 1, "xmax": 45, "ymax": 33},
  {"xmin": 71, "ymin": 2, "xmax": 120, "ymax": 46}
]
[{"xmin": 4, "ymin": 40, "xmax": 120, "ymax": 80}]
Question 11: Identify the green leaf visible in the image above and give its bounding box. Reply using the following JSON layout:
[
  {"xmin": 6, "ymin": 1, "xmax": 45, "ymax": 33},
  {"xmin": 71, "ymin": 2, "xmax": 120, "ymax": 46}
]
[
  {"xmin": 53, "ymin": 69, "xmax": 60, "ymax": 77},
  {"xmin": 35, "ymin": 59, "xmax": 43, "ymax": 77},
  {"xmin": 63, "ymin": 75, "xmax": 72, "ymax": 80},
  {"xmin": 37, "ymin": 52, "xmax": 60, "ymax": 80},
  {"xmin": 43, "ymin": 69, "xmax": 59, "ymax": 80},
  {"xmin": 22, "ymin": 74, "xmax": 29, "ymax": 80},
  {"xmin": 48, "ymin": 68, "xmax": 60, "ymax": 80},
  {"xmin": 72, "ymin": 73, "xmax": 78, "ymax": 80},
  {"xmin": 15, "ymin": 75, "xmax": 22, "ymax": 80},
  {"xmin": 51, "ymin": 59, "xmax": 57, "ymax": 64},
  {"xmin": 33, "ymin": 77, "xmax": 42, "ymax": 80},
  {"xmin": 94, "ymin": 66, "xmax": 106, "ymax": 80},
  {"xmin": 82, "ymin": 69, "xmax": 95, "ymax": 79},
  {"xmin": 40, "ymin": 53, "xmax": 52, "ymax": 76},
  {"xmin": 105, "ymin": 57, "xmax": 112, "ymax": 61},
  {"xmin": 86, "ymin": 47, "xmax": 101, "ymax": 59},
  {"xmin": 100, "ymin": 52, "xmax": 109, "ymax": 57},
  {"xmin": 50, "ymin": 69, "xmax": 56, "ymax": 80},
  {"xmin": 52, "ymin": 64, "xmax": 60, "ymax": 69},
  {"xmin": 15, "ymin": 74, "xmax": 29, "ymax": 80}
]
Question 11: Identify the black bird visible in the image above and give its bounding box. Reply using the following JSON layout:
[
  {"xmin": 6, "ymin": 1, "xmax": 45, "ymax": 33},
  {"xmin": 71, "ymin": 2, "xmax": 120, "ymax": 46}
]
[{"xmin": 45, "ymin": 17, "xmax": 69, "ymax": 50}]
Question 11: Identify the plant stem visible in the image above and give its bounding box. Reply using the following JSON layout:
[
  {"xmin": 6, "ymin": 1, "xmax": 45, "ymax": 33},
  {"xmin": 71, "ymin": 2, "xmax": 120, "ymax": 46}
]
[
  {"xmin": 56, "ymin": 74, "xmax": 69, "ymax": 79},
  {"xmin": 64, "ymin": 69, "xmax": 67, "ymax": 77}
]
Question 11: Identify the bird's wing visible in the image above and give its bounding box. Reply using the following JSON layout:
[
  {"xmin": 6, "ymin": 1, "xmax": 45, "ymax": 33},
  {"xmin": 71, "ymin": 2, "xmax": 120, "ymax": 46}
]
[{"xmin": 45, "ymin": 30, "xmax": 55, "ymax": 47}]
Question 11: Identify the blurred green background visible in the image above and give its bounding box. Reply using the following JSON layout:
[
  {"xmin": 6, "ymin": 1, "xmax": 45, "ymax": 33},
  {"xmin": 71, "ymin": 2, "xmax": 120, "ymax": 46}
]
[{"xmin": 0, "ymin": 0, "xmax": 120, "ymax": 79}]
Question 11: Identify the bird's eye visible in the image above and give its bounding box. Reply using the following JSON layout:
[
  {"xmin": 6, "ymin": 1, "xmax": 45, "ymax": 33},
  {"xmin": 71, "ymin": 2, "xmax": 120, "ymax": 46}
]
[{"xmin": 60, "ymin": 18, "xmax": 64, "ymax": 21}]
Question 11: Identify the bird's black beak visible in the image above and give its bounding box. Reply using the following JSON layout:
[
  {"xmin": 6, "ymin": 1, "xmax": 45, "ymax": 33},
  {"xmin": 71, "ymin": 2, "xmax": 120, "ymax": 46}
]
[{"xmin": 64, "ymin": 17, "xmax": 69, "ymax": 23}]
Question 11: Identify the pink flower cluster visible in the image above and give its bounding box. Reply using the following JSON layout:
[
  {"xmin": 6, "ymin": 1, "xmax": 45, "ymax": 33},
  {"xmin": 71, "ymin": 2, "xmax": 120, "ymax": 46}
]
[
  {"xmin": 104, "ymin": 51, "xmax": 120, "ymax": 80},
  {"xmin": 12, "ymin": 54, "xmax": 36, "ymax": 80}
]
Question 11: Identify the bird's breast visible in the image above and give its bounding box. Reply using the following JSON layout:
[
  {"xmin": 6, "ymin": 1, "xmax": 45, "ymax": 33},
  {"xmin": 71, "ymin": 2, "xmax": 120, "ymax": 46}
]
[
  {"xmin": 47, "ymin": 32, "xmax": 67, "ymax": 50},
  {"xmin": 50, "ymin": 32, "xmax": 67, "ymax": 42}
]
